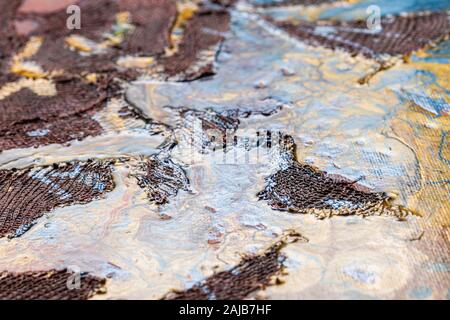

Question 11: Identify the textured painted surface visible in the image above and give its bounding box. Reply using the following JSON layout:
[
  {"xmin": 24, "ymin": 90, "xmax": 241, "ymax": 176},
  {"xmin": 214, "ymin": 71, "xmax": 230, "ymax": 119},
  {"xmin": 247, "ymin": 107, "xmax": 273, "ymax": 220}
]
[
  {"xmin": 0, "ymin": 269, "xmax": 106, "ymax": 300},
  {"xmin": 0, "ymin": 0, "xmax": 449, "ymax": 299}
]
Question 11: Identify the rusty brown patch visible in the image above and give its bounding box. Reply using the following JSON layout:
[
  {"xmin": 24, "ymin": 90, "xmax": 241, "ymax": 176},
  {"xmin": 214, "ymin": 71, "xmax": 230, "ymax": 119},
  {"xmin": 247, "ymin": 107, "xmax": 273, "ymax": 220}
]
[
  {"xmin": 134, "ymin": 155, "xmax": 189, "ymax": 206},
  {"xmin": 164, "ymin": 240, "xmax": 288, "ymax": 300},
  {"xmin": 0, "ymin": 160, "xmax": 115, "ymax": 238},
  {"xmin": 12, "ymin": 0, "xmax": 176, "ymax": 77},
  {"xmin": 0, "ymin": 269, "xmax": 106, "ymax": 300},
  {"xmin": 29, "ymin": 0, "xmax": 176, "ymax": 66},
  {"xmin": 258, "ymin": 134, "xmax": 413, "ymax": 219},
  {"xmin": 161, "ymin": 8, "xmax": 230, "ymax": 81},
  {"xmin": 6, "ymin": 1, "xmax": 231, "ymax": 82},
  {"xmin": 0, "ymin": 113, "xmax": 103, "ymax": 151},
  {"xmin": 13, "ymin": 3, "xmax": 118, "ymax": 81},
  {"xmin": 0, "ymin": 77, "xmax": 106, "ymax": 151},
  {"xmin": 118, "ymin": 0, "xmax": 177, "ymax": 56},
  {"xmin": 0, "ymin": 77, "xmax": 106, "ymax": 127},
  {"xmin": 273, "ymin": 11, "xmax": 450, "ymax": 59},
  {"xmin": 0, "ymin": 1, "xmax": 180, "ymax": 151},
  {"xmin": 31, "ymin": 37, "xmax": 119, "ymax": 77},
  {"xmin": 0, "ymin": 1, "xmax": 27, "ymax": 84},
  {"xmin": 0, "ymin": 0, "xmax": 23, "ymax": 39}
]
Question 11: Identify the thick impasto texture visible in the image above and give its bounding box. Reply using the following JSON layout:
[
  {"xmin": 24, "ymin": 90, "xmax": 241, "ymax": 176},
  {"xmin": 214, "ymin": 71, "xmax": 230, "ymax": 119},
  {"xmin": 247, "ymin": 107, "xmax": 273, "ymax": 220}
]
[{"xmin": 0, "ymin": 0, "xmax": 448, "ymax": 300}]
